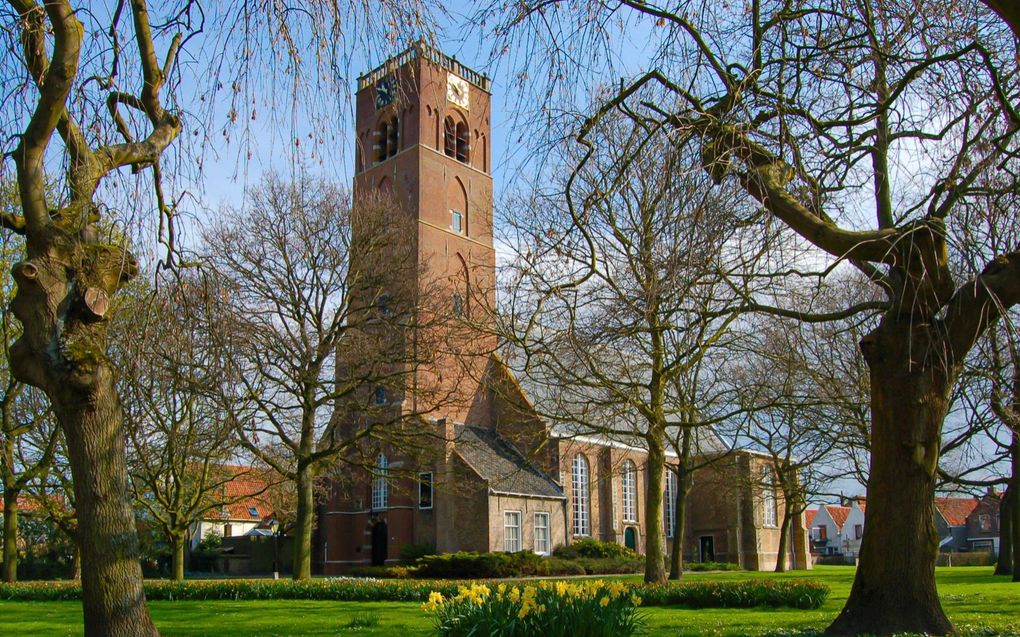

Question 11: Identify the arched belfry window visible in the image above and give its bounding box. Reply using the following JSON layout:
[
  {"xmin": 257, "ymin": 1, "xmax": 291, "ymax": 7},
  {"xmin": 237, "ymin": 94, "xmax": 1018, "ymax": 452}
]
[
  {"xmin": 455, "ymin": 122, "xmax": 469, "ymax": 163},
  {"xmin": 443, "ymin": 116, "xmax": 470, "ymax": 165},
  {"xmin": 376, "ymin": 117, "xmax": 399, "ymax": 163}
]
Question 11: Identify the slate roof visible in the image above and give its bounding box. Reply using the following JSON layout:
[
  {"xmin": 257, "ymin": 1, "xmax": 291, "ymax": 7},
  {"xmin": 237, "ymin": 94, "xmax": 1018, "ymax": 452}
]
[
  {"xmin": 936, "ymin": 497, "xmax": 979, "ymax": 527},
  {"xmin": 454, "ymin": 425, "xmax": 565, "ymax": 499}
]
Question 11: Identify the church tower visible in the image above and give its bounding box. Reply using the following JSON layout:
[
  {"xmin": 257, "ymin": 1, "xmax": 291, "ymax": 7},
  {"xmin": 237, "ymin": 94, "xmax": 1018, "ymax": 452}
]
[{"xmin": 352, "ymin": 41, "xmax": 496, "ymax": 425}]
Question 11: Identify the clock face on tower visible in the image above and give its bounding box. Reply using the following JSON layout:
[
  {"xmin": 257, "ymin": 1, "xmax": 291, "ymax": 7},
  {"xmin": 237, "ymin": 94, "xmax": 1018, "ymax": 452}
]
[
  {"xmin": 447, "ymin": 73, "xmax": 469, "ymax": 110},
  {"xmin": 375, "ymin": 76, "xmax": 395, "ymax": 110}
]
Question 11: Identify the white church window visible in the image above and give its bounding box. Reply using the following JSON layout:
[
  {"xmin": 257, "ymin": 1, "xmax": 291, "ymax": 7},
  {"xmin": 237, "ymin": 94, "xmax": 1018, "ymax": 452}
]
[
  {"xmin": 762, "ymin": 467, "xmax": 777, "ymax": 528},
  {"xmin": 572, "ymin": 454, "xmax": 590, "ymax": 536},
  {"xmin": 372, "ymin": 454, "xmax": 389, "ymax": 510},
  {"xmin": 664, "ymin": 469, "xmax": 677, "ymax": 538},
  {"xmin": 622, "ymin": 460, "xmax": 637, "ymax": 523},
  {"xmin": 504, "ymin": 511, "xmax": 521, "ymax": 552}
]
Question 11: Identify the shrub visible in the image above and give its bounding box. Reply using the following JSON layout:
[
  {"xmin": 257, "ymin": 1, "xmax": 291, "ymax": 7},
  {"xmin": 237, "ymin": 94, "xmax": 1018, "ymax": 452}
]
[
  {"xmin": 574, "ymin": 556, "xmax": 644, "ymax": 575},
  {"xmin": 553, "ymin": 539, "xmax": 638, "ymax": 560},
  {"xmin": 348, "ymin": 565, "xmax": 413, "ymax": 579},
  {"xmin": 684, "ymin": 561, "xmax": 741, "ymax": 572},
  {"xmin": 424, "ymin": 580, "xmax": 643, "ymax": 637},
  {"xmin": 637, "ymin": 579, "xmax": 829, "ymax": 610},
  {"xmin": 814, "ymin": 555, "xmax": 852, "ymax": 566},
  {"xmin": 936, "ymin": 552, "xmax": 996, "ymax": 567},
  {"xmin": 399, "ymin": 543, "xmax": 435, "ymax": 565},
  {"xmin": 415, "ymin": 551, "xmax": 546, "ymax": 579}
]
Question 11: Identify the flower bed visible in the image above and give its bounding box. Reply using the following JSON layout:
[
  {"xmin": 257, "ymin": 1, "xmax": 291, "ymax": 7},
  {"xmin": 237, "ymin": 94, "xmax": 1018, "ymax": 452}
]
[
  {"xmin": 0, "ymin": 577, "xmax": 828, "ymax": 609},
  {"xmin": 424, "ymin": 580, "xmax": 643, "ymax": 637}
]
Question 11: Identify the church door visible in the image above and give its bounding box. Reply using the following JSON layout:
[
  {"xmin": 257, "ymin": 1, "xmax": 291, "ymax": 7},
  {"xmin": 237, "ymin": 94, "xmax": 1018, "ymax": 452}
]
[
  {"xmin": 371, "ymin": 522, "xmax": 388, "ymax": 566},
  {"xmin": 624, "ymin": 527, "xmax": 637, "ymax": 551}
]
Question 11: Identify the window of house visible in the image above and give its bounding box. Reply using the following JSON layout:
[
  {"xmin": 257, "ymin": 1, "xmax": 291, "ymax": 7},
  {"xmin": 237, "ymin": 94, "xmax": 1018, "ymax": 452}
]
[
  {"xmin": 761, "ymin": 468, "xmax": 777, "ymax": 528},
  {"xmin": 664, "ymin": 469, "xmax": 677, "ymax": 537},
  {"xmin": 248, "ymin": 506, "xmax": 260, "ymax": 518},
  {"xmin": 418, "ymin": 472, "xmax": 433, "ymax": 510},
  {"xmin": 817, "ymin": 525, "xmax": 828, "ymax": 541},
  {"xmin": 854, "ymin": 524, "xmax": 863, "ymax": 540},
  {"xmin": 377, "ymin": 293, "xmax": 393, "ymax": 317},
  {"xmin": 224, "ymin": 523, "xmax": 233, "ymax": 537},
  {"xmin": 372, "ymin": 454, "xmax": 389, "ymax": 510},
  {"xmin": 622, "ymin": 460, "xmax": 637, "ymax": 523},
  {"xmin": 504, "ymin": 511, "xmax": 522, "ymax": 552},
  {"xmin": 452, "ymin": 292, "xmax": 464, "ymax": 317},
  {"xmin": 534, "ymin": 512, "xmax": 550, "ymax": 555},
  {"xmin": 979, "ymin": 514, "xmax": 991, "ymax": 531},
  {"xmin": 374, "ymin": 385, "xmax": 386, "ymax": 405},
  {"xmin": 451, "ymin": 209, "xmax": 463, "ymax": 233},
  {"xmin": 572, "ymin": 454, "xmax": 590, "ymax": 536}
]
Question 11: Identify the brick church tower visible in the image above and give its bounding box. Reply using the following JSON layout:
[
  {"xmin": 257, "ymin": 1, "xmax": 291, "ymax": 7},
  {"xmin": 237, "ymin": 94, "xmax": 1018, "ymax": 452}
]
[{"xmin": 316, "ymin": 43, "xmax": 523, "ymax": 574}]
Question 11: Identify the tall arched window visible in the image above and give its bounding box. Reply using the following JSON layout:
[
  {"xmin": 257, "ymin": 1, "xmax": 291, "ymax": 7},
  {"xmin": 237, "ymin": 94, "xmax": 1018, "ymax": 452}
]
[
  {"xmin": 372, "ymin": 454, "xmax": 389, "ymax": 510},
  {"xmin": 455, "ymin": 122, "xmax": 470, "ymax": 163},
  {"xmin": 444, "ymin": 117, "xmax": 456, "ymax": 157},
  {"xmin": 664, "ymin": 469, "xmax": 677, "ymax": 537},
  {"xmin": 443, "ymin": 116, "xmax": 470, "ymax": 164},
  {"xmin": 761, "ymin": 467, "xmax": 777, "ymax": 527},
  {"xmin": 622, "ymin": 460, "xmax": 637, "ymax": 523},
  {"xmin": 572, "ymin": 454, "xmax": 590, "ymax": 536}
]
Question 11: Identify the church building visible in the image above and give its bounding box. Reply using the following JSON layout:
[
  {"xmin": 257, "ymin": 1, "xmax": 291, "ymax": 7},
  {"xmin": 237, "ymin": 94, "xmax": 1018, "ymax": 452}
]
[{"xmin": 314, "ymin": 42, "xmax": 810, "ymax": 574}]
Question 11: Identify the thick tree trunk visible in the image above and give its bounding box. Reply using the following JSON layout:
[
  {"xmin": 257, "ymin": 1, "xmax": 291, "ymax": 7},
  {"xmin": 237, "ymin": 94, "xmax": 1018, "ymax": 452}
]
[
  {"xmin": 3, "ymin": 488, "xmax": 18, "ymax": 583},
  {"xmin": 827, "ymin": 319, "xmax": 954, "ymax": 636},
  {"xmin": 170, "ymin": 532, "xmax": 185, "ymax": 582},
  {"xmin": 668, "ymin": 465, "xmax": 692, "ymax": 580},
  {"xmin": 643, "ymin": 440, "xmax": 668, "ymax": 584},
  {"xmin": 775, "ymin": 499, "xmax": 793, "ymax": 573},
  {"xmin": 70, "ymin": 542, "xmax": 82, "ymax": 581},
  {"xmin": 54, "ymin": 384, "xmax": 158, "ymax": 636},
  {"xmin": 997, "ymin": 486, "xmax": 1012, "ymax": 576},
  {"xmin": 1012, "ymin": 446, "xmax": 1020, "ymax": 583},
  {"xmin": 292, "ymin": 463, "xmax": 315, "ymax": 580}
]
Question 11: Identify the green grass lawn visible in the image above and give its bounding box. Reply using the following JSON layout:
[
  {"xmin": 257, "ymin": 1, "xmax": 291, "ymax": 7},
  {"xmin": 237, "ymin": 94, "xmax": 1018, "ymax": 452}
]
[{"xmin": 2, "ymin": 566, "xmax": 1017, "ymax": 636}]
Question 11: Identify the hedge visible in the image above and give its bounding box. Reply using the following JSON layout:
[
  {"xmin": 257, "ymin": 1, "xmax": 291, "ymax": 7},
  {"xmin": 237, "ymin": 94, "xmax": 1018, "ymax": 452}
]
[{"xmin": 0, "ymin": 578, "xmax": 829, "ymax": 609}]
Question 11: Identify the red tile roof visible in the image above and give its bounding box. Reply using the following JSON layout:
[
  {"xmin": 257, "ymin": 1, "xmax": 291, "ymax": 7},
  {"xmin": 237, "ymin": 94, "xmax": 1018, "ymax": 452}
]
[
  {"xmin": 825, "ymin": 505, "xmax": 851, "ymax": 531},
  {"xmin": 805, "ymin": 508, "xmax": 818, "ymax": 528},
  {"xmin": 936, "ymin": 497, "xmax": 979, "ymax": 527},
  {"xmin": 205, "ymin": 466, "xmax": 275, "ymax": 522}
]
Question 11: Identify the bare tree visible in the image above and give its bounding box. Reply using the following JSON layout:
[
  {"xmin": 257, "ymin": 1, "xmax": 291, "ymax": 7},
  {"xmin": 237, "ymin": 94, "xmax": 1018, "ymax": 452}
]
[
  {"xmin": 485, "ymin": 1, "xmax": 1019, "ymax": 631},
  {"xmin": 200, "ymin": 174, "xmax": 451, "ymax": 580},
  {"xmin": 498, "ymin": 114, "xmax": 767, "ymax": 583}
]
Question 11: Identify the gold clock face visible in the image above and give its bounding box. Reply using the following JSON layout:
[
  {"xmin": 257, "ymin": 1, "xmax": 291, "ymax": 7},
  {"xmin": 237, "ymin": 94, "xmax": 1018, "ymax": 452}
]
[{"xmin": 447, "ymin": 73, "xmax": 469, "ymax": 110}]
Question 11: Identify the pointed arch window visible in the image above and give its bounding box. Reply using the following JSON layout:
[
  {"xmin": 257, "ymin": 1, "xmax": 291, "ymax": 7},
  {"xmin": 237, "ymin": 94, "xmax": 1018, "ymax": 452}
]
[
  {"xmin": 443, "ymin": 116, "xmax": 470, "ymax": 164},
  {"xmin": 376, "ymin": 117, "xmax": 399, "ymax": 163},
  {"xmin": 572, "ymin": 454, "xmax": 590, "ymax": 536}
]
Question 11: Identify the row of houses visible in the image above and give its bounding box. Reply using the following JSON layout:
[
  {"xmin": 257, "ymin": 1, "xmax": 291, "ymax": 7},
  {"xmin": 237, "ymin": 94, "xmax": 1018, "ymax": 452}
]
[{"xmin": 807, "ymin": 490, "xmax": 1002, "ymax": 558}]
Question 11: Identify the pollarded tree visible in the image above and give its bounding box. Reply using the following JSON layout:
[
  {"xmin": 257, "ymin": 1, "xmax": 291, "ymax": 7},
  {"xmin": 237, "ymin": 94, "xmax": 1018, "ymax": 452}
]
[
  {"xmin": 1, "ymin": 1, "xmax": 435, "ymax": 631},
  {"xmin": 485, "ymin": 0, "xmax": 1020, "ymax": 633},
  {"xmin": 201, "ymin": 174, "xmax": 453, "ymax": 581}
]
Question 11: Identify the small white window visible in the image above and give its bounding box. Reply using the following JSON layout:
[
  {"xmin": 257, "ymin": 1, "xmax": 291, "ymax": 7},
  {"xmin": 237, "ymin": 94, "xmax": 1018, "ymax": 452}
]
[
  {"xmin": 534, "ymin": 512, "xmax": 550, "ymax": 554},
  {"xmin": 504, "ymin": 511, "xmax": 522, "ymax": 552},
  {"xmin": 762, "ymin": 467, "xmax": 777, "ymax": 528},
  {"xmin": 622, "ymin": 460, "xmax": 637, "ymax": 523},
  {"xmin": 372, "ymin": 454, "xmax": 389, "ymax": 510},
  {"xmin": 451, "ymin": 209, "xmax": 463, "ymax": 233}
]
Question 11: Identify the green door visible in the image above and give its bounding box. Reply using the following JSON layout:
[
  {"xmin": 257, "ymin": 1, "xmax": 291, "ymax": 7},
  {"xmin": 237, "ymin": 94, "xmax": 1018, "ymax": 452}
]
[{"xmin": 624, "ymin": 527, "xmax": 637, "ymax": 551}]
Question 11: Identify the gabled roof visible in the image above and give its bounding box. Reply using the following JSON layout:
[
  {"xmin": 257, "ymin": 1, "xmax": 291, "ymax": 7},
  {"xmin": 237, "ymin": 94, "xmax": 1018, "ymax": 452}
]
[
  {"xmin": 824, "ymin": 505, "xmax": 851, "ymax": 531},
  {"xmin": 805, "ymin": 508, "xmax": 817, "ymax": 528},
  {"xmin": 454, "ymin": 425, "xmax": 565, "ymax": 499},
  {"xmin": 205, "ymin": 466, "xmax": 275, "ymax": 522},
  {"xmin": 936, "ymin": 496, "xmax": 979, "ymax": 527}
]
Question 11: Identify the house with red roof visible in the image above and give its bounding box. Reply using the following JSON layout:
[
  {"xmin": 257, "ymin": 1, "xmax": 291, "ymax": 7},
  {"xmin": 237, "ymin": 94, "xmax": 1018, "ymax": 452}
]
[
  {"xmin": 189, "ymin": 466, "xmax": 278, "ymax": 549},
  {"xmin": 936, "ymin": 491, "xmax": 1001, "ymax": 554},
  {"xmin": 809, "ymin": 503, "xmax": 851, "ymax": 556}
]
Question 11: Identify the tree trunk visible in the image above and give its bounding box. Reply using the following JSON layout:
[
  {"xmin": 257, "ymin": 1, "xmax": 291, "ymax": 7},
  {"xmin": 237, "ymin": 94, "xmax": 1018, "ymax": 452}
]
[
  {"xmin": 170, "ymin": 532, "xmax": 186, "ymax": 582},
  {"xmin": 826, "ymin": 319, "xmax": 954, "ymax": 636},
  {"xmin": 668, "ymin": 464, "xmax": 692, "ymax": 580},
  {"xmin": 1012, "ymin": 444, "xmax": 1020, "ymax": 583},
  {"xmin": 643, "ymin": 440, "xmax": 667, "ymax": 584},
  {"xmin": 996, "ymin": 486, "xmax": 1012, "ymax": 576},
  {"xmin": 3, "ymin": 488, "xmax": 18, "ymax": 583},
  {"xmin": 775, "ymin": 499, "xmax": 793, "ymax": 573},
  {"xmin": 70, "ymin": 542, "xmax": 82, "ymax": 581},
  {"xmin": 292, "ymin": 462, "xmax": 315, "ymax": 580},
  {"xmin": 54, "ymin": 385, "xmax": 158, "ymax": 636}
]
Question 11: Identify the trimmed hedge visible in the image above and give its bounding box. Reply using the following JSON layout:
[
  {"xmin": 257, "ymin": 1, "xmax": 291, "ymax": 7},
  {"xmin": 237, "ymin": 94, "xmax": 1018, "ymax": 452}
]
[
  {"xmin": 684, "ymin": 561, "xmax": 742, "ymax": 572},
  {"xmin": 0, "ymin": 577, "xmax": 829, "ymax": 609},
  {"xmin": 414, "ymin": 551, "xmax": 592, "ymax": 578},
  {"xmin": 552, "ymin": 539, "xmax": 638, "ymax": 560}
]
